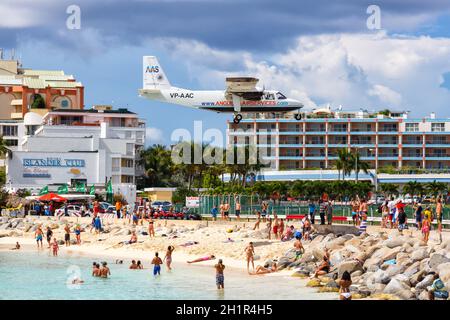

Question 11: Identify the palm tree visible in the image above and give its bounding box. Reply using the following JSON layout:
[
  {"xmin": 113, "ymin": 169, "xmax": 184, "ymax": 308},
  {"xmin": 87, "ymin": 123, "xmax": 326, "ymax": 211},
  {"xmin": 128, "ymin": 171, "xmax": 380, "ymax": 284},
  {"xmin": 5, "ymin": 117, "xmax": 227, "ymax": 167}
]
[
  {"xmin": 140, "ymin": 144, "xmax": 173, "ymax": 187},
  {"xmin": 0, "ymin": 136, "xmax": 9, "ymax": 156},
  {"xmin": 402, "ymin": 181, "xmax": 422, "ymax": 196},
  {"xmin": 337, "ymin": 149, "xmax": 352, "ymax": 180},
  {"xmin": 380, "ymin": 183, "xmax": 399, "ymax": 198},
  {"xmin": 351, "ymin": 151, "xmax": 370, "ymax": 182},
  {"xmin": 426, "ymin": 180, "xmax": 447, "ymax": 198}
]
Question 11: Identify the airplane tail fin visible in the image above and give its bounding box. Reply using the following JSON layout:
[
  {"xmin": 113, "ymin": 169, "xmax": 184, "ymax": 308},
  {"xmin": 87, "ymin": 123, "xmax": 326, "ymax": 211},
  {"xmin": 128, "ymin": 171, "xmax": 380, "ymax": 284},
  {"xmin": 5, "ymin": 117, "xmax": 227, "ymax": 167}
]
[{"xmin": 142, "ymin": 56, "xmax": 171, "ymax": 90}]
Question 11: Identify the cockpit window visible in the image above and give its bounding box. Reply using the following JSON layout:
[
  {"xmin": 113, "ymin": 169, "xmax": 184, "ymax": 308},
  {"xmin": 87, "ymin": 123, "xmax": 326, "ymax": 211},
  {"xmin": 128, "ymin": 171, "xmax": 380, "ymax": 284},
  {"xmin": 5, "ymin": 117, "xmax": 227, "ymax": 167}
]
[
  {"xmin": 276, "ymin": 92, "xmax": 287, "ymax": 100},
  {"xmin": 265, "ymin": 93, "xmax": 275, "ymax": 100}
]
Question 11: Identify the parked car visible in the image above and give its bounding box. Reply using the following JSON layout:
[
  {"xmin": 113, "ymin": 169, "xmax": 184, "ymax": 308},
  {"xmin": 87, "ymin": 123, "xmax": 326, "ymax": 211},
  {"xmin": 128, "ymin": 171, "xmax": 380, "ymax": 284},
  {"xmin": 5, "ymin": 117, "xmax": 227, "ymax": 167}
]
[
  {"xmin": 55, "ymin": 205, "xmax": 91, "ymax": 217},
  {"xmin": 186, "ymin": 212, "xmax": 202, "ymax": 220}
]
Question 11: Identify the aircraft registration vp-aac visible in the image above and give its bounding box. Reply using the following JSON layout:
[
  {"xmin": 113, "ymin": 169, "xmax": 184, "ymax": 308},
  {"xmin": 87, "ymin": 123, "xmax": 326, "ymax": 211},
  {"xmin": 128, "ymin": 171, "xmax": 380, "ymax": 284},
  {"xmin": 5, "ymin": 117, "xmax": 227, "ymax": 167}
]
[{"xmin": 138, "ymin": 56, "xmax": 303, "ymax": 123}]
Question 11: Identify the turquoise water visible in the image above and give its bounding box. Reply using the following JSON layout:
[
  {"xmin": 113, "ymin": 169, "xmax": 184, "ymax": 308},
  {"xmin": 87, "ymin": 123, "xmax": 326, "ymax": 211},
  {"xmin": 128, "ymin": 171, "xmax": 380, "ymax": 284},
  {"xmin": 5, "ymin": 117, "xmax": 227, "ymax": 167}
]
[{"xmin": 0, "ymin": 250, "xmax": 332, "ymax": 300}]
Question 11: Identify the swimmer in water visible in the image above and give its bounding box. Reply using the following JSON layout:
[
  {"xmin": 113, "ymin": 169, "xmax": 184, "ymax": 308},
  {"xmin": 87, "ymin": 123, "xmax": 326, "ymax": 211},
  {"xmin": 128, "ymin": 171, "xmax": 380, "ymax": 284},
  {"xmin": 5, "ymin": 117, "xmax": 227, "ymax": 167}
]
[
  {"xmin": 71, "ymin": 278, "xmax": 84, "ymax": 284},
  {"xmin": 215, "ymin": 259, "xmax": 225, "ymax": 289},
  {"xmin": 129, "ymin": 260, "xmax": 138, "ymax": 269},
  {"xmin": 137, "ymin": 260, "xmax": 143, "ymax": 269},
  {"xmin": 187, "ymin": 255, "xmax": 216, "ymax": 264},
  {"xmin": 100, "ymin": 262, "xmax": 111, "ymax": 278},
  {"xmin": 92, "ymin": 262, "xmax": 101, "ymax": 277}
]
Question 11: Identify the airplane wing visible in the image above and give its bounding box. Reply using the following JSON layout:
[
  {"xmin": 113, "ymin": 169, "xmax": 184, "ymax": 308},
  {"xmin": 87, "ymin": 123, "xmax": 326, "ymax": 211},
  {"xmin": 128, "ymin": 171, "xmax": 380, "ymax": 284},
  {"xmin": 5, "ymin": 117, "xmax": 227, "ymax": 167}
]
[{"xmin": 225, "ymin": 77, "xmax": 264, "ymax": 101}]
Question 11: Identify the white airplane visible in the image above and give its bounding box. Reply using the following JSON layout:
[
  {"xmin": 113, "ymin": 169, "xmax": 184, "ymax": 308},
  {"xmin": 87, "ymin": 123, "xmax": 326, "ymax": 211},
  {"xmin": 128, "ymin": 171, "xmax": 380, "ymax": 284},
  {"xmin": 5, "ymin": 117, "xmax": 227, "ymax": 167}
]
[{"xmin": 138, "ymin": 56, "xmax": 303, "ymax": 123}]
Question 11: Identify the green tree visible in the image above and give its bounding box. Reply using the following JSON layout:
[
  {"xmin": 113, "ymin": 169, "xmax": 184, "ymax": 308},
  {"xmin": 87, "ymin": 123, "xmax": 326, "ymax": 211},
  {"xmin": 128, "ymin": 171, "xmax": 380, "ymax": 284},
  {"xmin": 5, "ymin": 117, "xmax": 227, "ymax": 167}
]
[
  {"xmin": 141, "ymin": 144, "xmax": 174, "ymax": 187},
  {"xmin": 426, "ymin": 181, "xmax": 447, "ymax": 197},
  {"xmin": 351, "ymin": 152, "xmax": 370, "ymax": 182},
  {"xmin": 31, "ymin": 94, "xmax": 46, "ymax": 109},
  {"xmin": 402, "ymin": 181, "xmax": 423, "ymax": 196},
  {"xmin": 380, "ymin": 183, "xmax": 399, "ymax": 198}
]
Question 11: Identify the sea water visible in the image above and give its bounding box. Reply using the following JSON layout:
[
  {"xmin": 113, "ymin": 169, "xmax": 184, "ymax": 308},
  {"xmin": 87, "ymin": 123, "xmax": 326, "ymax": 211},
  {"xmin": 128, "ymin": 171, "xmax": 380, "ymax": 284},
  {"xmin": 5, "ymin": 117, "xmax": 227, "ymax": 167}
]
[{"xmin": 0, "ymin": 250, "xmax": 336, "ymax": 300}]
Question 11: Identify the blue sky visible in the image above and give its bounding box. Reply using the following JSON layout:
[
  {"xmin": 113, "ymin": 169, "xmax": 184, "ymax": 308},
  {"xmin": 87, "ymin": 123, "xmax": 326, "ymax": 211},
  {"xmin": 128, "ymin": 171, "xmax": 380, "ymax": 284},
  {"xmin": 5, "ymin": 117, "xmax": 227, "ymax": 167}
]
[{"xmin": 2, "ymin": 0, "xmax": 450, "ymax": 146}]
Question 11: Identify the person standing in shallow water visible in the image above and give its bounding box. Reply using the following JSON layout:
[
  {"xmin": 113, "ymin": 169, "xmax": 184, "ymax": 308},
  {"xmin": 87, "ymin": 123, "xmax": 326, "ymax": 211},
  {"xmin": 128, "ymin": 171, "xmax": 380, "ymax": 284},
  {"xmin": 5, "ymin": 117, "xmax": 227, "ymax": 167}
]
[
  {"xmin": 164, "ymin": 246, "xmax": 175, "ymax": 271},
  {"xmin": 51, "ymin": 238, "xmax": 59, "ymax": 256},
  {"xmin": 215, "ymin": 259, "xmax": 225, "ymax": 289},
  {"xmin": 35, "ymin": 226, "xmax": 44, "ymax": 249},
  {"xmin": 152, "ymin": 252, "xmax": 163, "ymax": 276}
]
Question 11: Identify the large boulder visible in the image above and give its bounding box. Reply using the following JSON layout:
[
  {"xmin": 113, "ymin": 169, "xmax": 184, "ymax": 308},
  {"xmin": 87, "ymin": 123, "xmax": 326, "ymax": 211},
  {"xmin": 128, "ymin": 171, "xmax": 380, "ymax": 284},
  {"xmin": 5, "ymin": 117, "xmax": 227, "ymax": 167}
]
[
  {"xmin": 384, "ymin": 278, "xmax": 410, "ymax": 294},
  {"xmin": 409, "ymin": 270, "xmax": 426, "ymax": 287},
  {"xmin": 428, "ymin": 253, "xmax": 450, "ymax": 271},
  {"xmin": 415, "ymin": 274, "xmax": 434, "ymax": 290},
  {"xmin": 396, "ymin": 289, "xmax": 415, "ymax": 300},
  {"xmin": 337, "ymin": 260, "xmax": 364, "ymax": 278},
  {"xmin": 411, "ymin": 248, "xmax": 429, "ymax": 261},
  {"xmin": 383, "ymin": 237, "xmax": 405, "ymax": 249},
  {"xmin": 404, "ymin": 261, "xmax": 421, "ymax": 278},
  {"xmin": 312, "ymin": 247, "xmax": 326, "ymax": 261},
  {"xmin": 437, "ymin": 263, "xmax": 450, "ymax": 284}
]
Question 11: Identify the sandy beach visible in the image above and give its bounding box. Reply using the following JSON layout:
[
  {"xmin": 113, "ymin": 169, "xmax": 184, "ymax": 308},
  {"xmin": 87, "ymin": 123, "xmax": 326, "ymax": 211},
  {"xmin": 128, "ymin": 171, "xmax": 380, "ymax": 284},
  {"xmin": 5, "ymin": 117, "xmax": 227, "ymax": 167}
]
[{"xmin": 1, "ymin": 215, "xmax": 449, "ymax": 300}]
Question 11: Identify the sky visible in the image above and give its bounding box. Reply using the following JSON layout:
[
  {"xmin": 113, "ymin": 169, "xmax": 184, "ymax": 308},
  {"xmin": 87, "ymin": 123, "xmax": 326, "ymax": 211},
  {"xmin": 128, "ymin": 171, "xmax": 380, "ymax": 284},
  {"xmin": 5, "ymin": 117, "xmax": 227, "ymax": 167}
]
[{"xmin": 1, "ymin": 0, "xmax": 450, "ymax": 146}]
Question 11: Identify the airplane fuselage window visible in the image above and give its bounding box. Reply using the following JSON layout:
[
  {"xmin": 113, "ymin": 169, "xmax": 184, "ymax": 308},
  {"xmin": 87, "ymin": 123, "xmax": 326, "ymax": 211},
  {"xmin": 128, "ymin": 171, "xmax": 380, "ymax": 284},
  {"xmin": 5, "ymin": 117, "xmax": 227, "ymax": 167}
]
[
  {"xmin": 276, "ymin": 92, "xmax": 287, "ymax": 100},
  {"xmin": 265, "ymin": 93, "xmax": 275, "ymax": 100}
]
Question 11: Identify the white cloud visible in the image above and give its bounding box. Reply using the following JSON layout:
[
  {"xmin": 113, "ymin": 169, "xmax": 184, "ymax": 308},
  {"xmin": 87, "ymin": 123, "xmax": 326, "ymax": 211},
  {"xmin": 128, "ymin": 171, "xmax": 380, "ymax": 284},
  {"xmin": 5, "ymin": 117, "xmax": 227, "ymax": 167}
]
[
  {"xmin": 159, "ymin": 32, "xmax": 450, "ymax": 116},
  {"xmin": 145, "ymin": 127, "xmax": 164, "ymax": 146}
]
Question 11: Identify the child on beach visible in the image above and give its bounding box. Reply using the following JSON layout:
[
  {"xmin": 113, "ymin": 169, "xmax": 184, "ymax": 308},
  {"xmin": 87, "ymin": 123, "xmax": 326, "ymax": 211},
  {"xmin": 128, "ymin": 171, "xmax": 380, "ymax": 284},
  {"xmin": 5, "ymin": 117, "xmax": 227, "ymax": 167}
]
[
  {"xmin": 164, "ymin": 245, "xmax": 175, "ymax": 271},
  {"xmin": 215, "ymin": 259, "xmax": 225, "ymax": 289},
  {"xmin": 11, "ymin": 242, "xmax": 20, "ymax": 250},
  {"xmin": 51, "ymin": 238, "xmax": 59, "ymax": 256},
  {"xmin": 151, "ymin": 252, "xmax": 163, "ymax": 276},
  {"xmin": 422, "ymin": 216, "xmax": 431, "ymax": 244}
]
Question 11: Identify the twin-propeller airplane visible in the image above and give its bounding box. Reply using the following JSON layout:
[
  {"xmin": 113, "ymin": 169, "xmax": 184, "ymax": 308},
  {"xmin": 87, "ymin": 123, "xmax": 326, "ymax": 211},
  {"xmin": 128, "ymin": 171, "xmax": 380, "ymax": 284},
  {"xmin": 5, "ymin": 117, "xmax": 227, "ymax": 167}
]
[{"xmin": 138, "ymin": 56, "xmax": 303, "ymax": 123}]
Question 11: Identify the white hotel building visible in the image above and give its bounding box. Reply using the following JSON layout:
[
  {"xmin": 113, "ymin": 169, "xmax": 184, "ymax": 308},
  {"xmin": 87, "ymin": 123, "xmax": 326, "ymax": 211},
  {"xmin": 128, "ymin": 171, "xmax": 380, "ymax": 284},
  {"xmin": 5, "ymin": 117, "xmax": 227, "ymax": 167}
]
[
  {"xmin": 226, "ymin": 109, "xmax": 450, "ymax": 185},
  {"xmin": 5, "ymin": 106, "xmax": 145, "ymax": 201}
]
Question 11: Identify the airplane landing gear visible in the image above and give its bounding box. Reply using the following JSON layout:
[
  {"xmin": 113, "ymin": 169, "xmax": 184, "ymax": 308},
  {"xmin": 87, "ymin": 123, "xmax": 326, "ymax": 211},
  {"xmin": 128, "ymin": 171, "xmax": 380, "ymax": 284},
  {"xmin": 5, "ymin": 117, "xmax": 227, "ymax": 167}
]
[
  {"xmin": 294, "ymin": 113, "xmax": 302, "ymax": 120},
  {"xmin": 233, "ymin": 113, "xmax": 243, "ymax": 124}
]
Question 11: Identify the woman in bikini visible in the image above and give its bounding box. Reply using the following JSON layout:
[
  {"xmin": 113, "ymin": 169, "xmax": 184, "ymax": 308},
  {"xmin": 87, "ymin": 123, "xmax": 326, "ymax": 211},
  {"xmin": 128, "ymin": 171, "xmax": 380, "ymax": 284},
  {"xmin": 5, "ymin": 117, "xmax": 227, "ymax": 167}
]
[
  {"xmin": 253, "ymin": 211, "xmax": 261, "ymax": 230},
  {"xmin": 244, "ymin": 242, "xmax": 255, "ymax": 273},
  {"xmin": 312, "ymin": 255, "xmax": 330, "ymax": 278},
  {"xmin": 164, "ymin": 245, "xmax": 175, "ymax": 270},
  {"xmin": 148, "ymin": 216, "xmax": 155, "ymax": 238},
  {"xmin": 422, "ymin": 216, "xmax": 431, "ymax": 244},
  {"xmin": 339, "ymin": 271, "xmax": 352, "ymax": 300},
  {"xmin": 252, "ymin": 262, "xmax": 278, "ymax": 275}
]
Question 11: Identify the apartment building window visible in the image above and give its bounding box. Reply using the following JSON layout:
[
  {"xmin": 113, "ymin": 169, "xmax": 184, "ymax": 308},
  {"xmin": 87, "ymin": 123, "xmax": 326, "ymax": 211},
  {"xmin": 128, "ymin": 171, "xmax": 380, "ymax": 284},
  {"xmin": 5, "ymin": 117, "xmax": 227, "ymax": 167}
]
[
  {"xmin": 112, "ymin": 158, "xmax": 120, "ymax": 172},
  {"xmin": 431, "ymin": 136, "xmax": 446, "ymax": 144},
  {"xmin": 366, "ymin": 124, "xmax": 372, "ymax": 131},
  {"xmin": 404, "ymin": 136, "xmax": 421, "ymax": 144},
  {"xmin": 405, "ymin": 123, "xmax": 419, "ymax": 132},
  {"xmin": 60, "ymin": 116, "xmax": 82, "ymax": 125},
  {"xmin": 121, "ymin": 159, "xmax": 133, "ymax": 168},
  {"xmin": 125, "ymin": 131, "xmax": 132, "ymax": 139},
  {"xmin": 5, "ymin": 139, "xmax": 18, "ymax": 146},
  {"xmin": 381, "ymin": 124, "xmax": 397, "ymax": 132},
  {"xmin": 333, "ymin": 124, "xmax": 347, "ymax": 132},
  {"xmin": 431, "ymin": 123, "xmax": 445, "ymax": 132},
  {"xmin": 112, "ymin": 175, "xmax": 120, "ymax": 184},
  {"xmin": 121, "ymin": 175, "xmax": 134, "ymax": 183},
  {"xmin": 126, "ymin": 143, "xmax": 134, "ymax": 156},
  {"xmin": 111, "ymin": 117, "xmax": 126, "ymax": 127},
  {"xmin": 2, "ymin": 125, "xmax": 18, "ymax": 136}
]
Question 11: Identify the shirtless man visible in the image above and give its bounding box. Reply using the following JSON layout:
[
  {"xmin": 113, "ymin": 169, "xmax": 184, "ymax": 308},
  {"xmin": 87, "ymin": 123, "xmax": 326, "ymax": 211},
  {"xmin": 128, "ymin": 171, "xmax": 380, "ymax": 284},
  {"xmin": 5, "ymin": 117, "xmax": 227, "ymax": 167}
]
[
  {"xmin": 129, "ymin": 260, "xmax": 138, "ymax": 269},
  {"xmin": 35, "ymin": 226, "xmax": 44, "ymax": 249},
  {"xmin": 64, "ymin": 224, "xmax": 71, "ymax": 247},
  {"xmin": 294, "ymin": 236, "xmax": 305, "ymax": 260},
  {"xmin": 235, "ymin": 201, "xmax": 241, "ymax": 221},
  {"xmin": 215, "ymin": 259, "xmax": 225, "ymax": 289},
  {"xmin": 92, "ymin": 262, "xmax": 100, "ymax": 276},
  {"xmin": 151, "ymin": 252, "xmax": 163, "ymax": 276},
  {"xmin": 100, "ymin": 262, "xmax": 111, "ymax": 278},
  {"xmin": 245, "ymin": 242, "xmax": 255, "ymax": 274}
]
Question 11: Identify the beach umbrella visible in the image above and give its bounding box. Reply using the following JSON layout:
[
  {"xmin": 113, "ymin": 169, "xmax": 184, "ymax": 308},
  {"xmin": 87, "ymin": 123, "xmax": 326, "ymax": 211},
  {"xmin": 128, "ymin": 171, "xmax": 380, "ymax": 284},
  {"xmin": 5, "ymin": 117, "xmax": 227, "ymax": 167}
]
[{"xmin": 38, "ymin": 193, "xmax": 67, "ymax": 202}]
